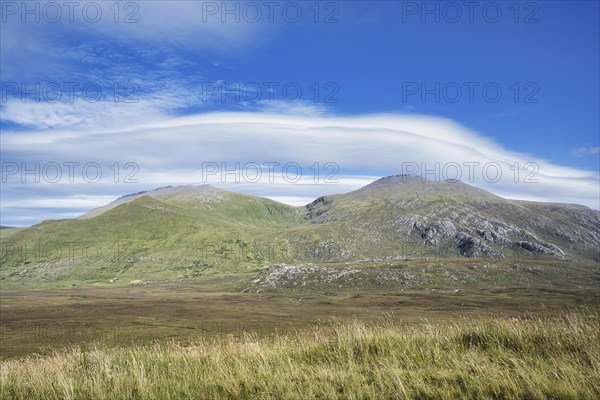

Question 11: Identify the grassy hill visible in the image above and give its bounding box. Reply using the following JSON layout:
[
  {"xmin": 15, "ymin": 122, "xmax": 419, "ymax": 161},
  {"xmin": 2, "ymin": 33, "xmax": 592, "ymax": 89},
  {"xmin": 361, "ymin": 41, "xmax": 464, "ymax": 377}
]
[{"xmin": 0, "ymin": 186, "xmax": 304, "ymax": 286}]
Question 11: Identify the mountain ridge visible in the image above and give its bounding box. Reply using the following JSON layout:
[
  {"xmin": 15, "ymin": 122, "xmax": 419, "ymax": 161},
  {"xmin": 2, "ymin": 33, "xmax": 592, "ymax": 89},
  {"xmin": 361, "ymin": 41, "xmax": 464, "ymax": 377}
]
[{"xmin": 1, "ymin": 175, "xmax": 598, "ymax": 286}]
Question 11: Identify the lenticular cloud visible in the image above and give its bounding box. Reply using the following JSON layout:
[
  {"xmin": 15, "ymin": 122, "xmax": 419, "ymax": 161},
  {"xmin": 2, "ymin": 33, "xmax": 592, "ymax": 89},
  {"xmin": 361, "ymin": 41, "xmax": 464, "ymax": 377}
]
[{"xmin": 1, "ymin": 111, "xmax": 598, "ymax": 226}]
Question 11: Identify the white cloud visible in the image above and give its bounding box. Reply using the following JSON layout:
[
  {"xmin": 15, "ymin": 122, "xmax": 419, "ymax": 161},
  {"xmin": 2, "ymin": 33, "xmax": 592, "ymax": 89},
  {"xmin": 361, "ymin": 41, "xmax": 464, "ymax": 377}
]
[
  {"xmin": 99, "ymin": 1, "xmax": 268, "ymax": 53},
  {"xmin": 0, "ymin": 84, "xmax": 334, "ymax": 130},
  {"xmin": 570, "ymin": 146, "xmax": 600, "ymax": 157},
  {"xmin": 0, "ymin": 1, "xmax": 266, "ymax": 61},
  {"xmin": 0, "ymin": 88, "xmax": 198, "ymax": 129},
  {"xmin": 253, "ymin": 100, "xmax": 331, "ymax": 116},
  {"xmin": 2, "ymin": 111, "xmax": 599, "ymax": 227},
  {"xmin": 0, "ymin": 196, "xmax": 117, "ymax": 210}
]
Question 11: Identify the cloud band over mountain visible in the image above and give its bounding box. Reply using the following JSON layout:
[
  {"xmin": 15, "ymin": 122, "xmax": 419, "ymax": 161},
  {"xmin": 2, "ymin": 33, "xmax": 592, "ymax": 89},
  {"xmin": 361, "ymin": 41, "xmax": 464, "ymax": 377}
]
[{"xmin": 2, "ymin": 111, "xmax": 598, "ymax": 226}]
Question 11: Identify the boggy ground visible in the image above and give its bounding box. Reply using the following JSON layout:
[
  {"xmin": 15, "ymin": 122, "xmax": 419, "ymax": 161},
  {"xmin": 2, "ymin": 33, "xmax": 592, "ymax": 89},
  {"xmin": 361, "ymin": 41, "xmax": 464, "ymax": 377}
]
[{"xmin": 1, "ymin": 277, "xmax": 598, "ymax": 359}]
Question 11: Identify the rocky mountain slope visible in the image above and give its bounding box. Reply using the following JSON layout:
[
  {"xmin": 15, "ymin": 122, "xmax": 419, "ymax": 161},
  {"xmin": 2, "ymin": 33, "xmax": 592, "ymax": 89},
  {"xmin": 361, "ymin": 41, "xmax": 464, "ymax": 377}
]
[{"xmin": 302, "ymin": 175, "xmax": 599, "ymax": 261}]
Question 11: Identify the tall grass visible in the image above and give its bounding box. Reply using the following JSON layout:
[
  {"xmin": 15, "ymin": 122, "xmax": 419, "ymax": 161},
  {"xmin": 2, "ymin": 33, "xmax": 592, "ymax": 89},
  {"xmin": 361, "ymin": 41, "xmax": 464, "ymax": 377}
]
[{"xmin": 2, "ymin": 311, "xmax": 599, "ymax": 399}]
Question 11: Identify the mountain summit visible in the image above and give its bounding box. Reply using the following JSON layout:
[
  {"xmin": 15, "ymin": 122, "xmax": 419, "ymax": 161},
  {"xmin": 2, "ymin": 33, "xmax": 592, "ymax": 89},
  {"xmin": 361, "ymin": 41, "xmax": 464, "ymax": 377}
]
[{"xmin": 80, "ymin": 185, "xmax": 228, "ymax": 218}]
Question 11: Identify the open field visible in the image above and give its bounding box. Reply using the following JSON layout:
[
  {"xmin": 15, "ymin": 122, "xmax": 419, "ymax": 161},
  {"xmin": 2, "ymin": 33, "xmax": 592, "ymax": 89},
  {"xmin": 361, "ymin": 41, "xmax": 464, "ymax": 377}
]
[
  {"xmin": 1, "ymin": 310, "xmax": 599, "ymax": 399},
  {"xmin": 1, "ymin": 278, "xmax": 598, "ymax": 359},
  {"xmin": 1, "ymin": 260, "xmax": 598, "ymax": 398}
]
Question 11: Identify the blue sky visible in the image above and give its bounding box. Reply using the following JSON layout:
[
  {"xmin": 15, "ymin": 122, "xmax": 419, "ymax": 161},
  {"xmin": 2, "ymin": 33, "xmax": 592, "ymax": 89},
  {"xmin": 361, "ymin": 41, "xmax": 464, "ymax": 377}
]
[{"xmin": 1, "ymin": 1, "xmax": 599, "ymax": 226}]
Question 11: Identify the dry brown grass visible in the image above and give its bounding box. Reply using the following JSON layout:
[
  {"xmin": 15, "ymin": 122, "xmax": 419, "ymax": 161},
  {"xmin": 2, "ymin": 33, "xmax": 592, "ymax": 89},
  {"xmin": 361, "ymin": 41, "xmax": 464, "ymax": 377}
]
[{"xmin": 2, "ymin": 310, "xmax": 599, "ymax": 399}]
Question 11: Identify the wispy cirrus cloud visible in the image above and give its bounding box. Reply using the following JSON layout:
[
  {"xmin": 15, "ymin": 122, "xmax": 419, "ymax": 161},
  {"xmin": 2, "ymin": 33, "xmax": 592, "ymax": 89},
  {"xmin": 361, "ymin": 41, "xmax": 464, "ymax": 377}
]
[
  {"xmin": 570, "ymin": 145, "xmax": 600, "ymax": 157},
  {"xmin": 0, "ymin": 80, "xmax": 203, "ymax": 130},
  {"xmin": 1, "ymin": 0, "xmax": 272, "ymax": 130},
  {"xmin": 0, "ymin": 1, "xmax": 267, "ymax": 76}
]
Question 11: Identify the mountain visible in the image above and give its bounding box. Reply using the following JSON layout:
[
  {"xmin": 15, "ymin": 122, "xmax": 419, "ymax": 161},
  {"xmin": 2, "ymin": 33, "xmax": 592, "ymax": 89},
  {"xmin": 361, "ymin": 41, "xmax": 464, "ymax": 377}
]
[
  {"xmin": 303, "ymin": 175, "xmax": 599, "ymax": 261},
  {"xmin": 1, "ymin": 176, "xmax": 598, "ymax": 286}
]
